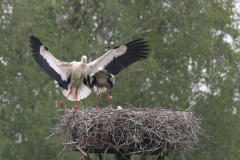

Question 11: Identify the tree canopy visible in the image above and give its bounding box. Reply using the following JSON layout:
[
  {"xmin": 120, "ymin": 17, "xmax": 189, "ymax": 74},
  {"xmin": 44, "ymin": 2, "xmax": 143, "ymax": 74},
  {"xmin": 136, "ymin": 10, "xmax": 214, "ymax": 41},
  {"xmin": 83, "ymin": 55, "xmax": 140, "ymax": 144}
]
[{"xmin": 1, "ymin": 0, "xmax": 240, "ymax": 159}]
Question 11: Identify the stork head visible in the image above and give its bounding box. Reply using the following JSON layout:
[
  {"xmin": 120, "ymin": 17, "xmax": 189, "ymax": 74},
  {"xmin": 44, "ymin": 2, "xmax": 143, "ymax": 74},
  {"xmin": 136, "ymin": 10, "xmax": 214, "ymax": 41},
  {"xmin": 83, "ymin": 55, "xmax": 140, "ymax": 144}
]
[{"xmin": 81, "ymin": 55, "xmax": 87, "ymax": 65}]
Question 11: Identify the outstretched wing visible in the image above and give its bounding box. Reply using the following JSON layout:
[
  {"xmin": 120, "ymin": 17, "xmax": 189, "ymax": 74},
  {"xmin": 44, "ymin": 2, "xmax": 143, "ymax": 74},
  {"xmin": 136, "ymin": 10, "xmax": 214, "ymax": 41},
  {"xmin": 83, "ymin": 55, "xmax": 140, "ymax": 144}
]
[
  {"xmin": 29, "ymin": 36, "xmax": 73, "ymax": 89},
  {"xmin": 88, "ymin": 39, "xmax": 149, "ymax": 75}
]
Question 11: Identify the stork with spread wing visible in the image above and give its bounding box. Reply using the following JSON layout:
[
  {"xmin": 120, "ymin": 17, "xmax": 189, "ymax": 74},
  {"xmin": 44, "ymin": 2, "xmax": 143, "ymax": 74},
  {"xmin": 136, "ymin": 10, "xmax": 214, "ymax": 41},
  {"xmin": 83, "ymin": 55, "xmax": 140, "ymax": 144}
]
[{"xmin": 29, "ymin": 36, "xmax": 149, "ymax": 109}]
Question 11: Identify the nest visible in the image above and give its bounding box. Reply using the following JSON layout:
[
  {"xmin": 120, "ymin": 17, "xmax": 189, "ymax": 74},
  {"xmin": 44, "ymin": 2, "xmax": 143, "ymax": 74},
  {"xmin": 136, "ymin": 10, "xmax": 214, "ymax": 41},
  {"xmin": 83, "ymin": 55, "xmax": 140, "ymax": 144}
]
[{"xmin": 49, "ymin": 107, "xmax": 204, "ymax": 159}]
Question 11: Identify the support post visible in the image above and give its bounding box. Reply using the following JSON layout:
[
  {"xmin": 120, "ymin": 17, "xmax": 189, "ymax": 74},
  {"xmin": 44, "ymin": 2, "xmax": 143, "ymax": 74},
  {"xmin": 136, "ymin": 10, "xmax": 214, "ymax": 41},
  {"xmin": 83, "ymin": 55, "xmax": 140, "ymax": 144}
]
[
  {"xmin": 115, "ymin": 152, "xmax": 130, "ymax": 160},
  {"xmin": 97, "ymin": 153, "xmax": 103, "ymax": 160},
  {"xmin": 157, "ymin": 155, "xmax": 165, "ymax": 160},
  {"xmin": 140, "ymin": 152, "xmax": 148, "ymax": 160},
  {"xmin": 84, "ymin": 153, "xmax": 91, "ymax": 160}
]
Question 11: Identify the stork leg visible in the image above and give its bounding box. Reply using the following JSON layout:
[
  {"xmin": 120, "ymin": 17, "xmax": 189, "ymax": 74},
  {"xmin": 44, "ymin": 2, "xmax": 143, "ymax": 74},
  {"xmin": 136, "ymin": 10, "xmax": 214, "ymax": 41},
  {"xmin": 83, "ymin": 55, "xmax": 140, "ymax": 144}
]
[
  {"xmin": 107, "ymin": 89, "xmax": 111, "ymax": 108},
  {"xmin": 75, "ymin": 86, "xmax": 79, "ymax": 110},
  {"xmin": 96, "ymin": 87, "xmax": 99, "ymax": 110},
  {"xmin": 59, "ymin": 86, "xmax": 72, "ymax": 108}
]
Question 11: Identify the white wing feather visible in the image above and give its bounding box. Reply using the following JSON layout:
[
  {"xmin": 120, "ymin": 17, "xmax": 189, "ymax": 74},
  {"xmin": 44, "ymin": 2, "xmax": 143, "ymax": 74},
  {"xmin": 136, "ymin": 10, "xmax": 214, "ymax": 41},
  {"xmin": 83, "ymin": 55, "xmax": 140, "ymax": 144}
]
[
  {"xmin": 40, "ymin": 46, "xmax": 73, "ymax": 81},
  {"xmin": 87, "ymin": 45, "xmax": 127, "ymax": 74}
]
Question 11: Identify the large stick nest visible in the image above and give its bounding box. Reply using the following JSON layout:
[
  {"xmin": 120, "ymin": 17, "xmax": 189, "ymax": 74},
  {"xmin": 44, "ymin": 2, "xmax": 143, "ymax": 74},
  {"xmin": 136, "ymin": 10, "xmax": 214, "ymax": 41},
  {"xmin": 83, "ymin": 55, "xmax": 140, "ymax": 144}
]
[{"xmin": 50, "ymin": 107, "xmax": 204, "ymax": 158}]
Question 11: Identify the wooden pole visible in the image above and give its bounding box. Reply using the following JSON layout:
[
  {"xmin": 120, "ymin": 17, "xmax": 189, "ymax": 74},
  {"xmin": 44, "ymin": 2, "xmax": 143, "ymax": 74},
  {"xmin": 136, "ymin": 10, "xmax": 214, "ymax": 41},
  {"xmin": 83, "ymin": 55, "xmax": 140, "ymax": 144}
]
[
  {"xmin": 97, "ymin": 153, "xmax": 103, "ymax": 160},
  {"xmin": 140, "ymin": 152, "xmax": 148, "ymax": 160},
  {"xmin": 157, "ymin": 155, "xmax": 165, "ymax": 160},
  {"xmin": 115, "ymin": 152, "xmax": 130, "ymax": 160},
  {"xmin": 84, "ymin": 153, "xmax": 91, "ymax": 160}
]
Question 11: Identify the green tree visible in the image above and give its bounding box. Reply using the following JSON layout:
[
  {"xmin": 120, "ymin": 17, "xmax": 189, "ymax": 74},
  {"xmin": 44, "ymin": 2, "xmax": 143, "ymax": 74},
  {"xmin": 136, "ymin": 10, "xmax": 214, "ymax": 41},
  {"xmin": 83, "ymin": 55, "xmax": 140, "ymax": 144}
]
[{"xmin": 0, "ymin": 0, "xmax": 240, "ymax": 159}]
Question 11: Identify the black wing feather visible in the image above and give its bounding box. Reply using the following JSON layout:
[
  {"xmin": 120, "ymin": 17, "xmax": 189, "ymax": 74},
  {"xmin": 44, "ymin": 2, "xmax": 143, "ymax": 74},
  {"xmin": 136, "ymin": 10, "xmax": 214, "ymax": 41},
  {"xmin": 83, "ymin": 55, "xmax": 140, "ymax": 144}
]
[
  {"xmin": 29, "ymin": 36, "xmax": 70, "ymax": 90},
  {"xmin": 83, "ymin": 77, "xmax": 87, "ymax": 85},
  {"xmin": 59, "ymin": 75, "xmax": 71, "ymax": 90},
  {"xmin": 87, "ymin": 75, "xmax": 92, "ymax": 88},
  {"xmin": 108, "ymin": 76, "xmax": 115, "ymax": 87},
  {"xmin": 104, "ymin": 39, "xmax": 150, "ymax": 75},
  {"xmin": 89, "ymin": 76, "xmax": 97, "ymax": 88}
]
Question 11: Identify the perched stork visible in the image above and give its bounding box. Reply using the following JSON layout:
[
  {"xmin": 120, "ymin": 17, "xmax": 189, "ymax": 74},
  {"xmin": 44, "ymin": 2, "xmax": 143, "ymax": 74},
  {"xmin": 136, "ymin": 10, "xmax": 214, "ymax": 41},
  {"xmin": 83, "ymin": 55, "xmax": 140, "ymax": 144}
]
[
  {"xmin": 89, "ymin": 67, "xmax": 115, "ymax": 109},
  {"xmin": 29, "ymin": 36, "xmax": 149, "ymax": 109}
]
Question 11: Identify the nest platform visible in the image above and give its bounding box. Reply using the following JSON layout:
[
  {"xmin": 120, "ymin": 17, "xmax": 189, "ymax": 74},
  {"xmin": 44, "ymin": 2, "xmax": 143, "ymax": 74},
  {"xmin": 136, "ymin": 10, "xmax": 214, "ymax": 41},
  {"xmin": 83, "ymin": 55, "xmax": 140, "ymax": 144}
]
[{"xmin": 50, "ymin": 107, "xmax": 203, "ymax": 159}]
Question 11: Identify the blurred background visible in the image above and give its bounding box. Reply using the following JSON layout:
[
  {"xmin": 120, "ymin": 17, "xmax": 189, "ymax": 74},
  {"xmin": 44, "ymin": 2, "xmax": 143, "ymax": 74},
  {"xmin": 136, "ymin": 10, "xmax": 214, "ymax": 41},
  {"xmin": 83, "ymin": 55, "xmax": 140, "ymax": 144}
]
[{"xmin": 1, "ymin": 0, "xmax": 240, "ymax": 159}]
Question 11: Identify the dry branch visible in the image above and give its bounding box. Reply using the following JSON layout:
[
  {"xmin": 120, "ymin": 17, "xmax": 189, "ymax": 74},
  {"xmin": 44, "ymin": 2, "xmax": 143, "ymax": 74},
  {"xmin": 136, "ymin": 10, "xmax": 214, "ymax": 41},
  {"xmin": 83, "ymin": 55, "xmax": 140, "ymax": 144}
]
[{"xmin": 50, "ymin": 107, "xmax": 204, "ymax": 159}]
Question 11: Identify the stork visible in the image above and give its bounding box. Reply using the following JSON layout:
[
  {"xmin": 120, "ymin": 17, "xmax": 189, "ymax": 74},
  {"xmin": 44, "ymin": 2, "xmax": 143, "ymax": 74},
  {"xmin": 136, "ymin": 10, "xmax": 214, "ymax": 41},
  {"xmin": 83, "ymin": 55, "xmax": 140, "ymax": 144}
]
[
  {"xmin": 89, "ymin": 67, "xmax": 115, "ymax": 109},
  {"xmin": 29, "ymin": 36, "xmax": 149, "ymax": 109}
]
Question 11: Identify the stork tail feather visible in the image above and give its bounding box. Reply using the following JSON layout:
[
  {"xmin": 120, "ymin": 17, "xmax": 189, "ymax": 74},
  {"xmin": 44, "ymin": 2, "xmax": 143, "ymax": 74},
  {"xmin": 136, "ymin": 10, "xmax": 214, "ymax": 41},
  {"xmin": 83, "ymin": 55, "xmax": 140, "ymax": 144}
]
[
  {"xmin": 93, "ymin": 86, "xmax": 106, "ymax": 94},
  {"xmin": 62, "ymin": 84, "xmax": 91, "ymax": 101}
]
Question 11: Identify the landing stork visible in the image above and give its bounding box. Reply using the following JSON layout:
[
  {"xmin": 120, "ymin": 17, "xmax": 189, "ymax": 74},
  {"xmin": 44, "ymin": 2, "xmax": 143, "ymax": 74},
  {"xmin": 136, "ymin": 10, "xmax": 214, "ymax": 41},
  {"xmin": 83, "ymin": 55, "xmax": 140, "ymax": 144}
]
[
  {"xmin": 89, "ymin": 67, "xmax": 115, "ymax": 109},
  {"xmin": 29, "ymin": 36, "xmax": 149, "ymax": 109}
]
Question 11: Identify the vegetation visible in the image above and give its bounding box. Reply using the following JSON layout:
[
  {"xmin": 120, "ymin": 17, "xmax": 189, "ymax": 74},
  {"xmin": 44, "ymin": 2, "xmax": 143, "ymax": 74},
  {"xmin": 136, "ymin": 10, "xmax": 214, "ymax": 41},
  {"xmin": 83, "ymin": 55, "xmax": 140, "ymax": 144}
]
[{"xmin": 0, "ymin": 0, "xmax": 240, "ymax": 159}]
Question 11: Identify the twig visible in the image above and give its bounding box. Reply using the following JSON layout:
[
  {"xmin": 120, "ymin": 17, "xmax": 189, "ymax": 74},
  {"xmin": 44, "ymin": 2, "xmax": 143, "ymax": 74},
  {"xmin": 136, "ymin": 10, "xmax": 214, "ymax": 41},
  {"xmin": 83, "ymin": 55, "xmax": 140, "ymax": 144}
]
[
  {"xmin": 186, "ymin": 96, "xmax": 203, "ymax": 111},
  {"xmin": 54, "ymin": 146, "xmax": 70, "ymax": 160},
  {"xmin": 45, "ymin": 132, "xmax": 56, "ymax": 140},
  {"xmin": 104, "ymin": 146, "xmax": 109, "ymax": 160},
  {"xmin": 62, "ymin": 142, "xmax": 77, "ymax": 145},
  {"xmin": 76, "ymin": 145, "xmax": 88, "ymax": 157}
]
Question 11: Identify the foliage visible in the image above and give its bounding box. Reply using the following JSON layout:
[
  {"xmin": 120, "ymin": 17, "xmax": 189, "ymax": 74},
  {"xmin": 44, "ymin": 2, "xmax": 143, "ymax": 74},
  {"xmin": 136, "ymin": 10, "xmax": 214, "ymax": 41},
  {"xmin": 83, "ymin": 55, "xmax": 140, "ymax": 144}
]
[{"xmin": 0, "ymin": 0, "xmax": 240, "ymax": 159}]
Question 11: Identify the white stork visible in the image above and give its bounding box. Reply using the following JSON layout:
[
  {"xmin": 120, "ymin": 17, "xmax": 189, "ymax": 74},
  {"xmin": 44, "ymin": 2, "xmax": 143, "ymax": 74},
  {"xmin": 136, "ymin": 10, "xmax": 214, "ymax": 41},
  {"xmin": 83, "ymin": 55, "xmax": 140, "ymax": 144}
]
[
  {"xmin": 29, "ymin": 36, "xmax": 149, "ymax": 109},
  {"xmin": 89, "ymin": 67, "xmax": 115, "ymax": 109}
]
